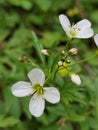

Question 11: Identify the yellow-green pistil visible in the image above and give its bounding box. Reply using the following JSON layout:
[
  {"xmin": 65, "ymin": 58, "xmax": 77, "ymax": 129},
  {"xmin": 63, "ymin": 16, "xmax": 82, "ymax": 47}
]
[
  {"xmin": 69, "ymin": 28, "xmax": 78, "ymax": 37},
  {"xmin": 32, "ymin": 83, "xmax": 45, "ymax": 95}
]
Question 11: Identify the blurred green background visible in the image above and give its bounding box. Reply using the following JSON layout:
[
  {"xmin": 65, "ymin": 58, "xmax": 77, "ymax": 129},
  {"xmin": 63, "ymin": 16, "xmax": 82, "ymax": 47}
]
[{"xmin": 0, "ymin": 0, "xmax": 98, "ymax": 130}]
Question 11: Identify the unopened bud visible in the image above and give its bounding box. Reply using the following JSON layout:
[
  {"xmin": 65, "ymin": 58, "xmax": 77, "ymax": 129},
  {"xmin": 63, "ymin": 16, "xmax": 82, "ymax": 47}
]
[
  {"xmin": 18, "ymin": 57, "xmax": 24, "ymax": 62},
  {"xmin": 71, "ymin": 73, "xmax": 81, "ymax": 85},
  {"xmin": 61, "ymin": 50, "xmax": 65, "ymax": 54},
  {"xmin": 23, "ymin": 55, "xmax": 29, "ymax": 60},
  {"xmin": 66, "ymin": 59, "xmax": 71, "ymax": 64},
  {"xmin": 41, "ymin": 49, "xmax": 49, "ymax": 55},
  {"xmin": 69, "ymin": 48, "xmax": 78, "ymax": 55},
  {"xmin": 58, "ymin": 61, "xmax": 63, "ymax": 66},
  {"xmin": 58, "ymin": 66, "xmax": 68, "ymax": 76}
]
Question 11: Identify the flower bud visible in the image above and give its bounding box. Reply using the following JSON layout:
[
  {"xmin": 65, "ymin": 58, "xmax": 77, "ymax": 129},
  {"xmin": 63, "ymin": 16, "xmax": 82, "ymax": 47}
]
[
  {"xmin": 58, "ymin": 62, "xmax": 69, "ymax": 76},
  {"xmin": 66, "ymin": 59, "xmax": 71, "ymax": 64},
  {"xmin": 18, "ymin": 57, "xmax": 24, "ymax": 62},
  {"xmin": 41, "ymin": 49, "xmax": 49, "ymax": 55},
  {"xmin": 58, "ymin": 66, "xmax": 68, "ymax": 76},
  {"xmin": 61, "ymin": 50, "xmax": 65, "ymax": 54},
  {"xmin": 69, "ymin": 48, "xmax": 78, "ymax": 55},
  {"xmin": 58, "ymin": 61, "xmax": 63, "ymax": 66},
  {"xmin": 71, "ymin": 73, "xmax": 81, "ymax": 85},
  {"xmin": 23, "ymin": 55, "xmax": 29, "ymax": 60}
]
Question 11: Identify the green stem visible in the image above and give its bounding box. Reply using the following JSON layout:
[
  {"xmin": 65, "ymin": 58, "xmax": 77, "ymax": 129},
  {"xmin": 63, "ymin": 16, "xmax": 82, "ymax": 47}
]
[
  {"xmin": 31, "ymin": 62, "xmax": 40, "ymax": 68},
  {"xmin": 45, "ymin": 67, "xmax": 58, "ymax": 84},
  {"xmin": 64, "ymin": 38, "xmax": 72, "ymax": 51},
  {"xmin": 68, "ymin": 54, "xmax": 97, "ymax": 67},
  {"xmin": 25, "ymin": 59, "xmax": 40, "ymax": 68},
  {"xmin": 44, "ymin": 73, "xmax": 52, "ymax": 84},
  {"xmin": 65, "ymin": 41, "xmax": 70, "ymax": 51}
]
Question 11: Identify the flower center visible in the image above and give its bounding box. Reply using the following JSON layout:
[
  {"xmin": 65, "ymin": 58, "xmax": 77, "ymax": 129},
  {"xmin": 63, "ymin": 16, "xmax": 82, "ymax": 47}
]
[
  {"xmin": 32, "ymin": 83, "xmax": 44, "ymax": 95},
  {"xmin": 69, "ymin": 25, "xmax": 80, "ymax": 37}
]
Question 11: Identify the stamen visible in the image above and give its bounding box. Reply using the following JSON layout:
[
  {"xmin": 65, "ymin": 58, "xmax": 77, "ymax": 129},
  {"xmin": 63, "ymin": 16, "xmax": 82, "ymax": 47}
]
[
  {"xmin": 69, "ymin": 25, "xmax": 80, "ymax": 37},
  {"xmin": 32, "ymin": 83, "xmax": 44, "ymax": 95},
  {"xmin": 69, "ymin": 28, "xmax": 78, "ymax": 37}
]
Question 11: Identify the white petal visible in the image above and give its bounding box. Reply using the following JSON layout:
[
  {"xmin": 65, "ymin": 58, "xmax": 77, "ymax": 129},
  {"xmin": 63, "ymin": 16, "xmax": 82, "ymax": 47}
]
[
  {"xmin": 76, "ymin": 19, "xmax": 91, "ymax": 30},
  {"xmin": 59, "ymin": 14, "xmax": 71, "ymax": 33},
  {"xmin": 11, "ymin": 81, "xmax": 33, "ymax": 97},
  {"xmin": 44, "ymin": 87, "xmax": 60, "ymax": 104},
  {"xmin": 29, "ymin": 94, "xmax": 45, "ymax": 117},
  {"xmin": 71, "ymin": 74, "xmax": 81, "ymax": 85},
  {"xmin": 94, "ymin": 34, "xmax": 98, "ymax": 47},
  {"xmin": 65, "ymin": 30, "xmax": 72, "ymax": 38},
  {"xmin": 76, "ymin": 27, "xmax": 94, "ymax": 38},
  {"xmin": 28, "ymin": 68, "xmax": 45, "ymax": 86}
]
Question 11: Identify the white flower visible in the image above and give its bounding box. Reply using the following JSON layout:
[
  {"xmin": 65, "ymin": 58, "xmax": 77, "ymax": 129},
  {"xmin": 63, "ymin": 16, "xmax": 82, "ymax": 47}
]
[
  {"xmin": 71, "ymin": 74, "xmax": 81, "ymax": 85},
  {"xmin": 59, "ymin": 14, "xmax": 94, "ymax": 39},
  {"xmin": 94, "ymin": 34, "xmax": 98, "ymax": 47},
  {"xmin": 11, "ymin": 68, "xmax": 60, "ymax": 117}
]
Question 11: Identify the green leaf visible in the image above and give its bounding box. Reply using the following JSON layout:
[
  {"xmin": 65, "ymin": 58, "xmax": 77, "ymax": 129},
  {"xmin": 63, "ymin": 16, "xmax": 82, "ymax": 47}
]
[
  {"xmin": 0, "ymin": 29, "xmax": 9, "ymax": 42},
  {"xmin": 34, "ymin": 0, "xmax": 51, "ymax": 11},
  {"xmin": 3, "ymin": 87, "xmax": 21, "ymax": 118},
  {"xmin": 21, "ymin": 0, "xmax": 33, "ymax": 10},
  {"xmin": 51, "ymin": 0, "xmax": 73, "ymax": 10},
  {"xmin": 8, "ymin": 0, "xmax": 33, "ymax": 10},
  {"xmin": 32, "ymin": 31, "xmax": 45, "ymax": 65},
  {"xmin": 0, "ymin": 115, "xmax": 19, "ymax": 128},
  {"xmin": 90, "ymin": 10, "xmax": 98, "ymax": 23},
  {"xmin": 69, "ymin": 113, "xmax": 86, "ymax": 122},
  {"xmin": 21, "ymin": 97, "xmax": 31, "ymax": 119},
  {"xmin": 40, "ymin": 31, "xmax": 62, "ymax": 48}
]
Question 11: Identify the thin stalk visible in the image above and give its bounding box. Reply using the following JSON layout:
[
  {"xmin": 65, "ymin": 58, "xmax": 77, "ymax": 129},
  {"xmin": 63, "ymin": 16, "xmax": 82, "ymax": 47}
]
[{"xmin": 68, "ymin": 54, "xmax": 97, "ymax": 67}]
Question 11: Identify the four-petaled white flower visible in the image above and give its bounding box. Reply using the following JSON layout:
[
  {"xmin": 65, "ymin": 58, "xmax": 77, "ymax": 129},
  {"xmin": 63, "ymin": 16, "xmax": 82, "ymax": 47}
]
[
  {"xmin": 11, "ymin": 68, "xmax": 60, "ymax": 117},
  {"xmin": 94, "ymin": 34, "xmax": 98, "ymax": 47},
  {"xmin": 59, "ymin": 14, "xmax": 94, "ymax": 39}
]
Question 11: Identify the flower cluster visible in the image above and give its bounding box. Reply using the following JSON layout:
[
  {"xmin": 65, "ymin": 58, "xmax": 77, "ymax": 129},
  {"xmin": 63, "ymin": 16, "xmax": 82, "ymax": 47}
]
[
  {"xmin": 58, "ymin": 14, "xmax": 98, "ymax": 85},
  {"xmin": 11, "ymin": 14, "xmax": 98, "ymax": 118}
]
